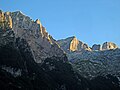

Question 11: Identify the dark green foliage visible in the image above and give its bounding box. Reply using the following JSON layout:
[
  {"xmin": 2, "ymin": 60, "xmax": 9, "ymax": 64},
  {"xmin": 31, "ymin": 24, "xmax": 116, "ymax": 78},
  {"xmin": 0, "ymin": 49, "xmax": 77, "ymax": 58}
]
[
  {"xmin": 0, "ymin": 38, "xmax": 57, "ymax": 90},
  {"xmin": 90, "ymin": 75, "xmax": 120, "ymax": 90},
  {"xmin": 0, "ymin": 44, "xmax": 25, "ymax": 69},
  {"xmin": 41, "ymin": 56, "xmax": 90, "ymax": 90}
]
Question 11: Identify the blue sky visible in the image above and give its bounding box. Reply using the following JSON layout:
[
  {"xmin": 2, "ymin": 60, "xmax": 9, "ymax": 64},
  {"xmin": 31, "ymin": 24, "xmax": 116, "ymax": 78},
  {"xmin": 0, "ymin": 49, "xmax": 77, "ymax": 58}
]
[{"xmin": 1, "ymin": 0, "xmax": 120, "ymax": 47}]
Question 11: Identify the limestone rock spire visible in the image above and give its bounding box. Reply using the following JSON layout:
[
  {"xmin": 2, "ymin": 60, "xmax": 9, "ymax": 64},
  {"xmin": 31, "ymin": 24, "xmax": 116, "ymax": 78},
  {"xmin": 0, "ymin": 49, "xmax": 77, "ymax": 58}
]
[
  {"xmin": 0, "ymin": 10, "xmax": 12, "ymax": 30},
  {"xmin": 102, "ymin": 42, "xmax": 118, "ymax": 50},
  {"xmin": 57, "ymin": 36, "xmax": 91, "ymax": 52},
  {"xmin": 69, "ymin": 36, "xmax": 79, "ymax": 51}
]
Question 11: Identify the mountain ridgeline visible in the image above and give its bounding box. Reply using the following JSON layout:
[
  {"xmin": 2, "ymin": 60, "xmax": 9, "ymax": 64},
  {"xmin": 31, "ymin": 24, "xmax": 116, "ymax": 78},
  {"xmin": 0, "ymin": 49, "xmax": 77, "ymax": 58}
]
[
  {"xmin": 57, "ymin": 36, "xmax": 118, "ymax": 52},
  {"xmin": 0, "ymin": 10, "xmax": 120, "ymax": 90},
  {"xmin": 57, "ymin": 36, "xmax": 120, "ymax": 79}
]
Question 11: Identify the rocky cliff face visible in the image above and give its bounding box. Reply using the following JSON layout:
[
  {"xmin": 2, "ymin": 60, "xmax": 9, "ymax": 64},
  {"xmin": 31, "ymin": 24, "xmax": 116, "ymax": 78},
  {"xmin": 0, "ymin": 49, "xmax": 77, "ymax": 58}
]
[
  {"xmin": 0, "ymin": 10, "xmax": 64, "ymax": 63},
  {"xmin": 92, "ymin": 42, "xmax": 118, "ymax": 51},
  {"xmin": 0, "ymin": 9, "xmax": 120, "ymax": 90},
  {"xmin": 0, "ymin": 25, "xmax": 92, "ymax": 90},
  {"xmin": 92, "ymin": 44, "xmax": 101, "ymax": 51},
  {"xmin": 0, "ymin": 29, "xmax": 56, "ymax": 90},
  {"xmin": 0, "ymin": 10, "xmax": 12, "ymax": 30},
  {"xmin": 57, "ymin": 36, "xmax": 118, "ymax": 52},
  {"xmin": 57, "ymin": 37, "xmax": 120, "ymax": 80},
  {"xmin": 72, "ymin": 49, "xmax": 120, "ymax": 79},
  {"xmin": 57, "ymin": 36, "xmax": 91, "ymax": 52},
  {"xmin": 0, "ymin": 10, "xmax": 90, "ymax": 90},
  {"xmin": 0, "ymin": 16, "xmax": 86, "ymax": 90},
  {"xmin": 102, "ymin": 42, "xmax": 118, "ymax": 50}
]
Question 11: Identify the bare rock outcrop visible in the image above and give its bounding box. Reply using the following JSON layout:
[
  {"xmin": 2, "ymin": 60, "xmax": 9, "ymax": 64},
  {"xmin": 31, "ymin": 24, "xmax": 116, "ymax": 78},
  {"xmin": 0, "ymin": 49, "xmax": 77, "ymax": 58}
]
[
  {"xmin": 57, "ymin": 36, "xmax": 91, "ymax": 52},
  {"xmin": 92, "ymin": 44, "xmax": 101, "ymax": 51},
  {"xmin": 0, "ymin": 10, "xmax": 65, "ymax": 63},
  {"xmin": 0, "ymin": 10, "xmax": 12, "ymax": 30},
  {"xmin": 102, "ymin": 42, "xmax": 118, "ymax": 50}
]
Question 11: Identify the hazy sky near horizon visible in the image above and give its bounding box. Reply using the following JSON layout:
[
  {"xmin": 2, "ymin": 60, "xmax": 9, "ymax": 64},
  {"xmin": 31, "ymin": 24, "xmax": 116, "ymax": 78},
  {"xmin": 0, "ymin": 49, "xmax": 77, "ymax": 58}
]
[{"xmin": 1, "ymin": 0, "xmax": 120, "ymax": 47}]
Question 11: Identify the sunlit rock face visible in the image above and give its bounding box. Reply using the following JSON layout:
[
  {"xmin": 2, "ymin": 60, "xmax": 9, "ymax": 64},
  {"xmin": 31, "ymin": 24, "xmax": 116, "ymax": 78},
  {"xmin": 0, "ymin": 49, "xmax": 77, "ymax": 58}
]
[
  {"xmin": 0, "ymin": 24, "xmax": 90, "ymax": 90},
  {"xmin": 57, "ymin": 36, "xmax": 91, "ymax": 52},
  {"xmin": 69, "ymin": 36, "xmax": 79, "ymax": 51},
  {"xmin": 58, "ymin": 37, "xmax": 120, "ymax": 79},
  {"xmin": 102, "ymin": 42, "xmax": 118, "ymax": 50},
  {"xmin": 0, "ymin": 10, "xmax": 85, "ymax": 89},
  {"xmin": 0, "ymin": 10, "xmax": 120, "ymax": 90},
  {"xmin": 0, "ymin": 10, "xmax": 65, "ymax": 63},
  {"xmin": 92, "ymin": 44, "xmax": 101, "ymax": 51},
  {"xmin": 0, "ymin": 10, "xmax": 12, "ymax": 29},
  {"xmin": 91, "ymin": 42, "xmax": 118, "ymax": 51},
  {"xmin": 4, "ymin": 12, "xmax": 12, "ymax": 29}
]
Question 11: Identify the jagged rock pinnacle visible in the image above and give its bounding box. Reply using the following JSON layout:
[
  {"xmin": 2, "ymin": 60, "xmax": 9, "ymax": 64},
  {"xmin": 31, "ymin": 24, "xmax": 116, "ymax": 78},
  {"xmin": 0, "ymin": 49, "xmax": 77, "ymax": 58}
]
[
  {"xmin": 35, "ymin": 19, "xmax": 41, "ymax": 25},
  {"xmin": 102, "ymin": 42, "xmax": 118, "ymax": 50},
  {"xmin": 0, "ymin": 10, "xmax": 65, "ymax": 63},
  {"xmin": 0, "ymin": 10, "xmax": 12, "ymax": 29},
  {"xmin": 57, "ymin": 36, "xmax": 91, "ymax": 52},
  {"xmin": 69, "ymin": 36, "xmax": 79, "ymax": 51},
  {"xmin": 92, "ymin": 44, "xmax": 101, "ymax": 51}
]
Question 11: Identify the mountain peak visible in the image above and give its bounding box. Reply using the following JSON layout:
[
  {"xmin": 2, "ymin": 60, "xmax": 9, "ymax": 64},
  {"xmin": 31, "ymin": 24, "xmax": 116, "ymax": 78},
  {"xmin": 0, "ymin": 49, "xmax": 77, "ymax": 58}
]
[
  {"xmin": 57, "ymin": 36, "xmax": 91, "ymax": 52},
  {"xmin": 0, "ymin": 10, "xmax": 65, "ymax": 63},
  {"xmin": 35, "ymin": 19, "xmax": 41, "ymax": 25},
  {"xmin": 92, "ymin": 44, "xmax": 101, "ymax": 51},
  {"xmin": 70, "ymin": 36, "xmax": 76, "ymax": 38},
  {"xmin": 91, "ymin": 42, "xmax": 119, "ymax": 51},
  {"xmin": 69, "ymin": 36, "xmax": 79, "ymax": 51},
  {"xmin": 69, "ymin": 35, "xmax": 77, "ymax": 39},
  {"xmin": 102, "ymin": 42, "xmax": 118, "ymax": 50},
  {"xmin": 13, "ymin": 11, "xmax": 24, "ymax": 15}
]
